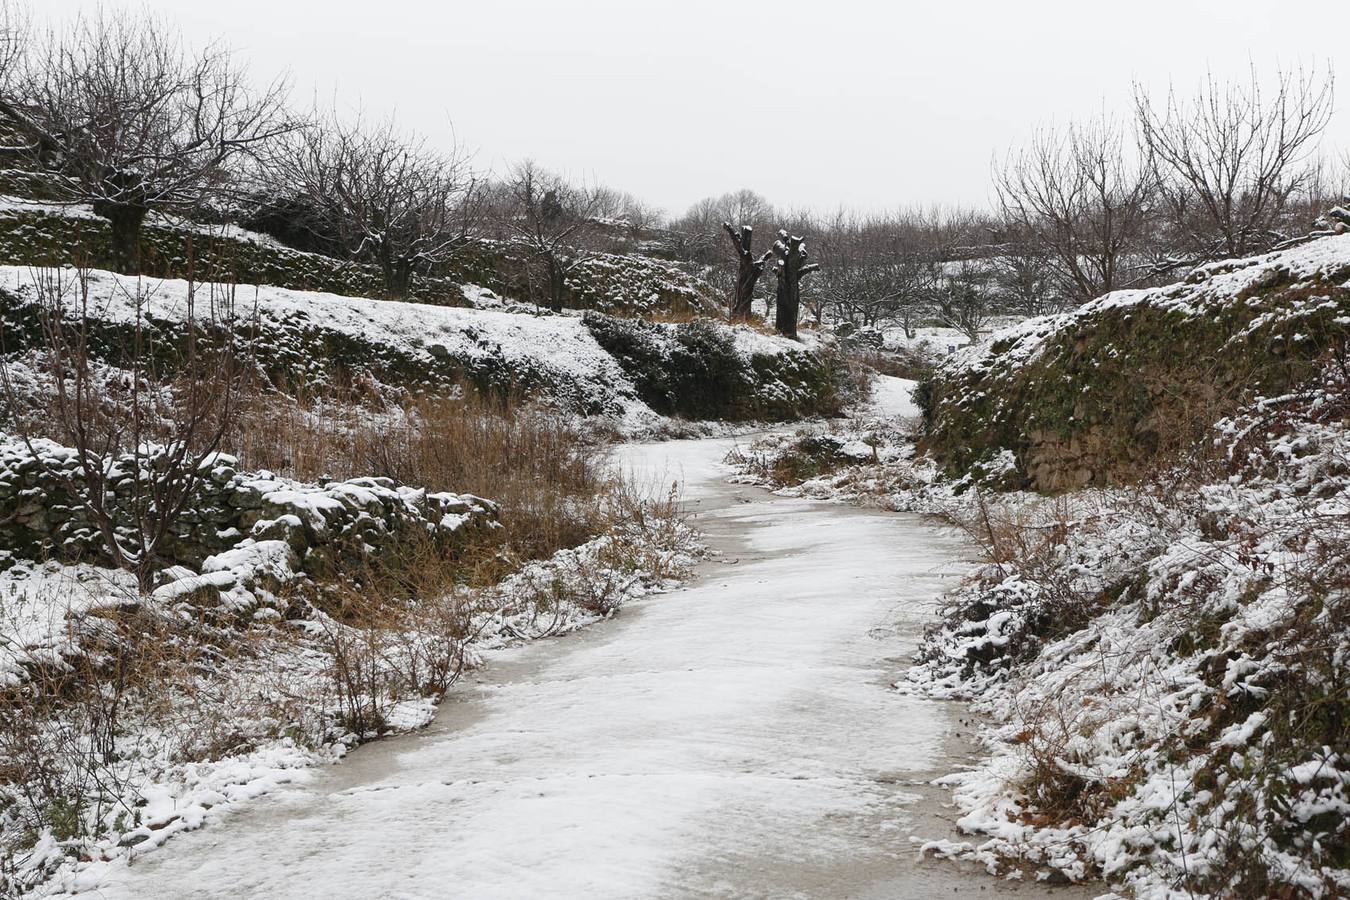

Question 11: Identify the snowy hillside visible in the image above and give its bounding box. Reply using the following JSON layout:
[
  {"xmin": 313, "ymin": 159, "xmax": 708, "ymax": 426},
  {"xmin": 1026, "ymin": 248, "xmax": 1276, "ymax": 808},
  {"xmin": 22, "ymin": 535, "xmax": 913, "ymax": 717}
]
[
  {"xmin": 923, "ymin": 233, "xmax": 1350, "ymax": 489},
  {"xmin": 0, "ymin": 266, "xmax": 842, "ymax": 427}
]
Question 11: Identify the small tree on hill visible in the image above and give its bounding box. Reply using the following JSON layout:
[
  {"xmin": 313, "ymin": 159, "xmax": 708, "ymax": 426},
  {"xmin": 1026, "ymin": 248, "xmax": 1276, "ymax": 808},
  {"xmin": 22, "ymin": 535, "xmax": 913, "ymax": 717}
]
[
  {"xmin": 771, "ymin": 231, "xmax": 819, "ymax": 339},
  {"xmin": 723, "ymin": 223, "xmax": 771, "ymax": 320},
  {"xmin": 0, "ymin": 10, "xmax": 291, "ymax": 273},
  {"xmin": 504, "ymin": 160, "xmax": 609, "ymax": 311},
  {"xmin": 935, "ymin": 259, "xmax": 996, "ymax": 342},
  {"xmin": 1135, "ymin": 66, "xmax": 1335, "ymax": 266},
  {"xmin": 0, "ymin": 268, "xmax": 248, "ymax": 593},
  {"xmin": 275, "ymin": 112, "xmax": 481, "ymax": 298}
]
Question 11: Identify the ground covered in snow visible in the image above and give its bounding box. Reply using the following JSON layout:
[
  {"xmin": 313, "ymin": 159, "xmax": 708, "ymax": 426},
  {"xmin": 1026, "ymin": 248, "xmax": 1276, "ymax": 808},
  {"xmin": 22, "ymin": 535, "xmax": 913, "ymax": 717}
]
[
  {"xmin": 33, "ymin": 437, "xmax": 1099, "ymax": 900},
  {"xmin": 0, "ymin": 266, "xmax": 845, "ymax": 431},
  {"xmin": 726, "ymin": 371, "xmax": 1350, "ymax": 899},
  {"xmin": 0, "ymin": 435, "xmax": 702, "ymax": 897}
]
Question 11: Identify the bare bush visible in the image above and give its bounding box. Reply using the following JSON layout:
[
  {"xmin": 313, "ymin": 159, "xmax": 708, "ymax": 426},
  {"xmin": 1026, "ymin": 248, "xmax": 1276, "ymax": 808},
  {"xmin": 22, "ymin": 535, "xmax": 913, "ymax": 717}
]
[
  {"xmin": 229, "ymin": 385, "xmax": 611, "ymax": 566},
  {"xmin": 0, "ymin": 268, "xmax": 248, "ymax": 592}
]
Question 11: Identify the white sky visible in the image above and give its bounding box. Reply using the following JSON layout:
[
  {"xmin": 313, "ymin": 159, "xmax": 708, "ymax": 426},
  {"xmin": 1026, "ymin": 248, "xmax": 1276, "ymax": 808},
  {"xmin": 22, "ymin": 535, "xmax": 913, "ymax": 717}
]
[{"xmin": 36, "ymin": 0, "xmax": 1350, "ymax": 217}]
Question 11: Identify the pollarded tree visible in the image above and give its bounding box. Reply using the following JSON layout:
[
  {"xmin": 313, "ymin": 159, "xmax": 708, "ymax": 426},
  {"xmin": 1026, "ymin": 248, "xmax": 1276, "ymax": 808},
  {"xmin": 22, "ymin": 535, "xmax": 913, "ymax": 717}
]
[
  {"xmin": 723, "ymin": 222, "xmax": 771, "ymax": 320},
  {"xmin": 771, "ymin": 231, "xmax": 819, "ymax": 339},
  {"xmin": 275, "ymin": 112, "xmax": 481, "ymax": 298},
  {"xmin": 0, "ymin": 10, "xmax": 291, "ymax": 273}
]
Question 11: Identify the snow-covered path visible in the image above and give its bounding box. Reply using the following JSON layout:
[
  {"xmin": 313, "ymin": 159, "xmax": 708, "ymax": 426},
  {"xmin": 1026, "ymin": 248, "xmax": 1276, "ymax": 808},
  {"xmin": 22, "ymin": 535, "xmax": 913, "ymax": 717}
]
[{"xmin": 84, "ymin": 437, "xmax": 1085, "ymax": 899}]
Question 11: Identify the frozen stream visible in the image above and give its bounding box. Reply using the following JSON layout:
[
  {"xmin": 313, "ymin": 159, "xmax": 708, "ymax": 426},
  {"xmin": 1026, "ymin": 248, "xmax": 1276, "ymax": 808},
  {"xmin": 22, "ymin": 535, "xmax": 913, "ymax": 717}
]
[{"xmin": 87, "ymin": 434, "xmax": 1093, "ymax": 899}]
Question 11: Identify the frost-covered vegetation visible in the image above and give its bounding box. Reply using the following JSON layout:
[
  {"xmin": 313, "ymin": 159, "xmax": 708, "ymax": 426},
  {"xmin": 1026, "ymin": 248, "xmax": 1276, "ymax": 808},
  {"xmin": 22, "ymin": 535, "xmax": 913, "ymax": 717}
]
[
  {"xmin": 0, "ymin": 388, "xmax": 704, "ymax": 896},
  {"xmin": 920, "ymin": 234, "xmax": 1350, "ymax": 490},
  {"xmin": 726, "ymin": 238, "xmax": 1350, "ymax": 898}
]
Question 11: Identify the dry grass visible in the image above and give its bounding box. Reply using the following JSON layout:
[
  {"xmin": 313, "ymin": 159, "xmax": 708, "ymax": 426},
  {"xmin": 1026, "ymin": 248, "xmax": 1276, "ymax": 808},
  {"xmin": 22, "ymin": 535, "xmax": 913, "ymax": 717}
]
[{"xmin": 229, "ymin": 384, "xmax": 613, "ymax": 567}]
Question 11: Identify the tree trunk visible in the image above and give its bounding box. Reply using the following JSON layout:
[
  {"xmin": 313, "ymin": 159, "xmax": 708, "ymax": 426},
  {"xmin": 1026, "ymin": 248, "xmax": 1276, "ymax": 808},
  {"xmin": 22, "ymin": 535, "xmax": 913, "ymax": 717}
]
[
  {"xmin": 375, "ymin": 244, "xmax": 415, "ymax": 298},
  {"xmin": 391, "ymin": 261, "xmax": 414, "ymax": 298},
  {"xmin": 774, "ymin": 272, "xmax": 797, "ymax": 339},
  {"xmin": 772, "ymin": 233, "xmax": 817, "ymax": 340},
  {"xmin": 96, "ymin": 202, "xmax": 149, "ymax": 275},
  {"xmin": 546, "ymin": 257, "xmax": 566, "ymax": 312},
  {"xmin": 724, "ymin": 223, "xmax": 768, "ymax": 321}
]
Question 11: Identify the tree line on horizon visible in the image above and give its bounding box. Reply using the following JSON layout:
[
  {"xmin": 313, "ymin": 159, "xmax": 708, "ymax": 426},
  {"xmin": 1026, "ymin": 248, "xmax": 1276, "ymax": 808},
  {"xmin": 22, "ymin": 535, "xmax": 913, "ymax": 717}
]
[{"xmin": 0, "ymin": 3, "xmax": 1344, "ymax": 339}]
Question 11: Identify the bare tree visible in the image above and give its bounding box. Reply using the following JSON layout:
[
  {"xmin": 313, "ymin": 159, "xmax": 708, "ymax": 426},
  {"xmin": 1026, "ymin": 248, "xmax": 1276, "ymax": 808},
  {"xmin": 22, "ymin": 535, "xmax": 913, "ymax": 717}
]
[
  {"xmin": 504, "ymin": 160, "xmax": 608, "ymax": 311},
  {"xmin": 0, "ymin": 10, "xmax": 291, "ymax": 273},
  {"xmin": 771, "ymin": 231, "xmax": 819, "ymax": 339},
  {"xmin": 994, "ymin": 235, "xmax": 1063, "ymax": 317},
  {"xmin": 274, "ymin": 112, "xmax": 480, "ymax": 298},
  {"xmin": 996, "ymin": 116, "xmax": 1153, "ymax": 303},
  {"xmin": 723, "ymin": 223, "xmax": 771, "ymax": 320},
  {"xmin": 814, "ymin": 213, "xmax": 912, "ymax": 330},
  {"xmin": 0, "ymin": 269, "xmax": 247, "ymax": 593},
  {"xmin": 934, "ymin": 259, "xmax": 996, "ymax": 342},
  {"xmin": 671, "ymin": 188, "xmax": 775, "ymax": 276},
  {"xmin": 1135, "ymin": 66, "xmax": 1335, "ymax": 265},
  {"xmin": 0, "ymin": 0, "xmax": 24, "ymax": 90}
]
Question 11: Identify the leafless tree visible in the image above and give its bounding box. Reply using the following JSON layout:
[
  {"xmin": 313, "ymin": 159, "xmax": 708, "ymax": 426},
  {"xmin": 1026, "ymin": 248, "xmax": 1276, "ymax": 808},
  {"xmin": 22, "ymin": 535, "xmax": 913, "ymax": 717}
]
[
  {"xmin": 591, "ymin": 184, "xmax": 664, "ymax": 231},
  {"xmin": 808, "ymin": 207, "xmax": 1000, "ymax": 337},
  {"xmin": 0, "ymin": 9, "xmax": 291, "ymax": 273},
  {"xmin": 0, "ymin": 269, "xmax": 248, "ymax": 593},
  {"xmin": 274, "ymin": 112, "xmax": 481, "ymax": 298},
  {"xmin": 934, "ymin": 259, "xmax": 996, "ymax": 342},
  {"xmin": 723, "ymin": 223, "xmax": 771, "ymax": 320},
  {"xmin": 1135, "ymin": 66, "xmax": 1335, "ymax": 266},
  {"xmin": 0, "ymin": 0, "xmax": 24, "ymax": 90},
  {"xmin": 671, "ymin": 189, "xmax": 776, "ymax": 275},
  {"xmin": 814, "ymin": 211, "xmax": 917, "ymax": 332},
  {"xmin": 993, "ymin": 235, "xmax": 1063, "ymax": 317},
  {"xmin": 771, "ymin": 231, "xmax": 819, "ymax": 339},
  {"xmin": 996, "ymin": 115, "xmax": 1154, "ymax": 303},
  {"xmin": 504, "ymin": 160, "xmax": 609, "ymax": 311}
]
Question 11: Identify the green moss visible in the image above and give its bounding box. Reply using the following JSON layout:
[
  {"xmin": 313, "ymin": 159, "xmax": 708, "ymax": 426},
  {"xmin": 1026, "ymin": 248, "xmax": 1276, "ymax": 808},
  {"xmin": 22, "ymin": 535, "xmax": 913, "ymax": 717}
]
[{"xmin": 922, "ymin": 267, "xmax": 1350, "ymax": 489}]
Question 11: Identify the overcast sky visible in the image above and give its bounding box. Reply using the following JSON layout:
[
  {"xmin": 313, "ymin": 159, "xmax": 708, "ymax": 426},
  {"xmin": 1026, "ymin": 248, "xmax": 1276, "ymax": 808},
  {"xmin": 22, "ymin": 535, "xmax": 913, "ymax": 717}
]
[{"xmin": 37, "ymin": 0, "xmax": 1350, "ymax": 216}]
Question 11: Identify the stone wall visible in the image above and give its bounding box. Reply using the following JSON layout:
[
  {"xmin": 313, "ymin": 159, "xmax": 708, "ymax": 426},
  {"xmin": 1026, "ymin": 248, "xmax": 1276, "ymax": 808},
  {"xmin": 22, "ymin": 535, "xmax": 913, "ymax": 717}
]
[
  {"xmin": 0, "ymin": 206, "xmax": 719, "ymax": 317},
  {"xmin": 0, "ymin": 436, "xmax": 498, "ymax": 610}
]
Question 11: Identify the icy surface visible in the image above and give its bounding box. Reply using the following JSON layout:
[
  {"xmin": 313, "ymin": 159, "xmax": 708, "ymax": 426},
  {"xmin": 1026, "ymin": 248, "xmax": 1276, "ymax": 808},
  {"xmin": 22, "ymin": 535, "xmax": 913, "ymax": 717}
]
[{"xmin": 69, "ymin": 438, "xmax": 1071, "ymax": 900}]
